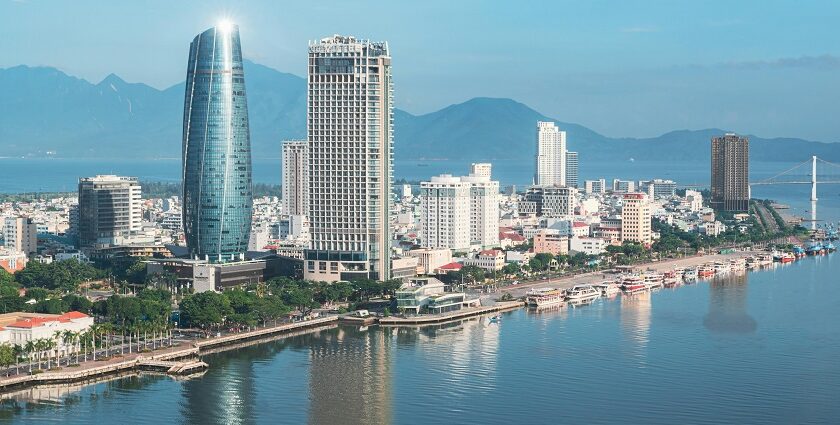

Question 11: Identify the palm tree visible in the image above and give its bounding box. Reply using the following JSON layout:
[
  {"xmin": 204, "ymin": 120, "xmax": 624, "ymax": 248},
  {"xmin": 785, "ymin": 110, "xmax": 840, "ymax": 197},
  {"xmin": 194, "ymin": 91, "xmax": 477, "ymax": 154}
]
[
  {"xmin": 12, "ymin": 344, "xmax": 23, "ymax": 375},
  {"xmin": 34, "ymin": 339, "xmax": 46, "ymax": 370},
  {"xmin": 24, "ymin": 340, "xmax": 35, "ymax": 373},
  {"xmin": 52, "ymin": 330, "xmax": 63, "ymax": 367},
  {"xmin": 61, "ymin": 330, "xmax": 76, "ymax": 365},
  {"xmin": 88, "ymin": 324, "xmax": 100, "ymax": 361}
]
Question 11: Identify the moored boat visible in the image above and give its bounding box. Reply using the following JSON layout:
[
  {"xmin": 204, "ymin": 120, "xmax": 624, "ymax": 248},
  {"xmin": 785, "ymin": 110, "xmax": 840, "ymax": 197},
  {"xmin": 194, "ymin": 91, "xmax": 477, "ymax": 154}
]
[
  {"xmin": 621, "ymin": 275, "xmax": 647, "ymax": 293},
  {"xmin": 526, "ymin": 288, "xmax": 565, "ymax": 308},
  {"xmin": 593, "ymin": 281, "xmax": 621, "ymax": 297},
  {"xmin": 565, "ymin": 284, "xmax": 601, "ymax": 302},
  {"xmin": 643, "ymin": 273, "xmax": 664, "ymax": 289}
]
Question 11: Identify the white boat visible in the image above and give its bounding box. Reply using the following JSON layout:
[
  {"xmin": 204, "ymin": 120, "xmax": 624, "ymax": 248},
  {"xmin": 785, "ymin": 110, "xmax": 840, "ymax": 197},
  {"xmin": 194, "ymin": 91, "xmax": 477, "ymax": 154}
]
[
  {"xmin": 683, "ymin": 267, "xmax": 698, "ymax": 280},
  {"xmin": 565, "ymin": 284, "xmax": 601, "ymax": 302},
  {"xmin": 621, "ymin": 275, "xmax": 647, "ymax": 293},
  {"xmin": 729, "ymin": 258, "xmax": 746, "ymax": 271},
  {"xmin": 643, "ymin": 273, "xmax": 664, "ymax": 289},
  {"xmin": 526, "ymin": 288, "xmax": 565, "ymax": 308},
  {"xmin": 713, "ymin": 261, "xmax": 731, "ymax": 274},
  {"xmin": 673, "ymin": 267, "xmax": 686, "ymax": 276},
  {"xmin": 592, "ymin": 281, "xmax": 621, "ymax": 297},
  {"xmin": 757, "ymin": 254, "xmax": 774, "ymax": 266}
]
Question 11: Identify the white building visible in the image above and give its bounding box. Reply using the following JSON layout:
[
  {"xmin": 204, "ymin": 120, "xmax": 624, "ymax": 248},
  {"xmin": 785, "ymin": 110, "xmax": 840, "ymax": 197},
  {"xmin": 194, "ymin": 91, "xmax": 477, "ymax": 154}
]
[
  {"xmin": 535, "ymin": 122, "xmax": 566, "ymax": 186},
  {"xmin": 408, "ymin": 248, "xmax": 453, "ymax": 275},
  {"xmin": 281, "ymin": 140, "xmax": 308, "ymax": 216},
  {"xmin": 76, "ymin": 175, "xmax": 142, "ymax": 248},
  {"xmin": 570, "ymin": 236, "xmax": 607, "ymax": 255},
  {"xmin": 470, "ymin": 163, "xmax": 492, "ymax": 178},
  {"xmin": 584, "ymin": 179, "xmax": 607, "ymax": 194},
  {"xmin": 621, "ymin": 193, "xmax": 652, "ymax": 245},
  {"xmin": 685, "ymin": 190, "xmax": 704, "ymax": 212},
  {"xmin": 464, "ymin": 249, "xmax": 506, "ymax": 272},
  {"xmin": 305, "ymin": 35, "xmax": 393, "ymax": 282},
  {"xmin": 420, "ymin": 175, "xmax": 471, "ymax": 250},
  {"xmin": 420, "ymin": 169, "xmax": 500, "ymax": 250},
  {"xmin": 612, "ymin": 179, "xmax": 636, "ymax": 193},
  {"xmin": 3, "ymin": 217, "xmax": 38, "ymax": 255},
  {"xmin": 0, "ymin": 312, "xmax": 93, "ymax": 357}
]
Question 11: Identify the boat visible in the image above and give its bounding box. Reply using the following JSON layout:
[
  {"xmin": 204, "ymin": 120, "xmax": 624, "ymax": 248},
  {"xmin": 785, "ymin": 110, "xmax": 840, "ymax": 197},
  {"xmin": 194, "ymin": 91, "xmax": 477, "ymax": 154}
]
[
  {"xmin": 745, "ymin": 256, "xmax": 760, "ymax": 269},
  {"xmin": 565, "ymin": 284, "xmax": 601, "ymax": 302},
  {"xmin": 792, "ymin": 245, "xmax": 806, "ymax": 258},
  {"xmin": 823, "ymin": 241, "xmax": 836, "ymax": 252},
  {"xmin": 805, "ymin": 242, "xmax": 824, "ymax": 256},
  {"xmin": 592, "ymin": 281, "xmax": 621, "ymax": 297},
  {"xmin": 713, "ymin": 261, "xmax": 731, "ymax": 274},
  {"xmin": 488, "ymin": 315, "xmax": 501, "ymax": 323},
  {"xmin": 729, "ymin": 258, "xmax": 746, "ymax": 271},
  {"xmin": 663, "ymin": 276, "xmax": 680, "ymax": 288},
  {"xmin": 643, "ymin": 273, "xmax": 664, "ymax": 289},
  {"xmin": 525, "ymin": 288, "xmax": 565, "ymax": 308},
  {"xmin": 683, "ymin": 268, "xmax": 698, "ymax": 280},
  {"xmin": 757, "ymin": 254, "xmax": 774, "ymax": 266},
  {"xmin": 698, "ymin": 266, "xmax": 716, "ymax": 278},
  {"xmin": 779, "ymin": 252, "xmax": 796, "ymax": 263},
  {"xmin": 620, "ymin": 275, "xmax": 647, "ymax": 293}
]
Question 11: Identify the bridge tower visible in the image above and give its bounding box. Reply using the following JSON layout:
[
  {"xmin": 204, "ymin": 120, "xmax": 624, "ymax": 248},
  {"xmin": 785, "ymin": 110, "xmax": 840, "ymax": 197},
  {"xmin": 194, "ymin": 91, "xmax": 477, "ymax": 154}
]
[{"xmin": 811, "ymin": 155, "xmax": 818, "ymax": 202}]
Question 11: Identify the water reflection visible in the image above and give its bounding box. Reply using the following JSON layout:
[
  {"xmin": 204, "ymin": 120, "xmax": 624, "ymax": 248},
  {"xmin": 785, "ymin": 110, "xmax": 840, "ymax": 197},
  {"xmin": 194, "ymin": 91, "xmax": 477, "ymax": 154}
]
[
  {"xmin": 704, "ymin": 272, "xmax": 757, "ymax": 334},
  {"xmin": 308, "ymin": 326, "xmax": 393, "ymax": 425},
  {"xmin": 620, "ymin": 291, "xmax": 652, "ymax": 363}
]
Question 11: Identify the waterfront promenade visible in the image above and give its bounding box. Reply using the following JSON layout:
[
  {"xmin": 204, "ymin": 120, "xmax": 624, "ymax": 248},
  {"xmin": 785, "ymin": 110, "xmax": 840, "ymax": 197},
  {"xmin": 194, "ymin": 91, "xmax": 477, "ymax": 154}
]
[
  {"xmin": 497, "ymin": 250, "xmax": 758, "ymax": 299},
  {"xmin": 0, "ymin": 316, "xmax": 339, "ymax": 394}
]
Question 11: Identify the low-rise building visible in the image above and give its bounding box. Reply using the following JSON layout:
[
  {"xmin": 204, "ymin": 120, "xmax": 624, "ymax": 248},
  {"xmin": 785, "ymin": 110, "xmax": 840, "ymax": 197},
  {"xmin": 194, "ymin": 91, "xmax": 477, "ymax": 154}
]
[
  {"xmin": 463, "ymin": 249, "xmax": 506, "ymax": 271},
  {"xmin": 0, "ymin": 311, "xmax": 93, "ymax": 357},
  {"xmin": 570, "ymin": 236, "xmax": 607, "ymax": 255},
  {"xmin": 0, "ymin": 248, "xmax": 27, "ymax": 273},
  {"xmin": 407, "ymin": 248, "xmax": 452, "ymax": 275},
  {"xmin": 533, "ymin": 230, "xmax": 569, "ymax": 256},
  {"xmin": 395, "ymin": 277, "xmax": 476, "ymax": 315}
]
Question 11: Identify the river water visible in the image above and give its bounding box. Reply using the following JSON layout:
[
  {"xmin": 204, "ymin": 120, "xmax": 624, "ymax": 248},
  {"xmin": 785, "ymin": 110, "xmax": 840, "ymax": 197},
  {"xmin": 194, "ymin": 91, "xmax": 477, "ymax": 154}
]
[{"xmin": 2, "ymin": 253, "xmax": 839, "ymax": 424}]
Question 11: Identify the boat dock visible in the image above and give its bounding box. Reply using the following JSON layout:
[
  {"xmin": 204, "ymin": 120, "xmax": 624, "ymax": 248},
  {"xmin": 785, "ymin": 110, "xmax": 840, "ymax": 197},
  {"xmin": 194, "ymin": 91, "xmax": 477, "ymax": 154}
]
[{"xmin": 378, "ymin": 301, "xmax": 524, "ymax": 326}]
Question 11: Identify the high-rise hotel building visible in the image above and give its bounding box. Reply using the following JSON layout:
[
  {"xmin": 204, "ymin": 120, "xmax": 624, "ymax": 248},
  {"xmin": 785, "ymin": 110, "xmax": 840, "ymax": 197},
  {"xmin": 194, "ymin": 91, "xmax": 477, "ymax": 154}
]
[
  {"xmin": 181, "ymin": 23, "xmax": 253, "ymax": 262},
  {"xmin": 620, "ymin": 193, "xmax": 652, "ymax": 245},
  {"xmin": 305, "ymin": 35, "xmax": 393, "ymax": 282},
  {"xmin": 710, "ymin": 133, "xmax": 750, "ymax": 212},
  {"xmin": 535, "ymin": 121, "xmax": 566, "ymax": 186}
]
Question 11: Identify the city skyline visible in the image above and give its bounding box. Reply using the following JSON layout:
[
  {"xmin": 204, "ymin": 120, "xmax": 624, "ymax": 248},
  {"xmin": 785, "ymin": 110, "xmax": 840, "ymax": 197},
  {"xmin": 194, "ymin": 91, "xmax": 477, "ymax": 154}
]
[{"xmin": 2, "ymin": 1, "xmax": 839, "ymax": 142}]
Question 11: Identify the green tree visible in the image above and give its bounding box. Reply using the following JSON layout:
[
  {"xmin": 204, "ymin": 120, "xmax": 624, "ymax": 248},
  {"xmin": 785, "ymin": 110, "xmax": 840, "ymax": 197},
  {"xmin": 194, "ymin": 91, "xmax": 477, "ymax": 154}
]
[
  {"xmin": 283, "ymin": 287, "xmax": 319, "ymax": 316},
  {"xmin": 0, "ymin": 269, "xmax": 16, "ymax": 287},
  {"xmin": 179, "ymin": 292, "xmax": 232, "ymax": 330},
  {"xmin": 0, "ymin": 344, "xmax": 15, "ymax": 375}
]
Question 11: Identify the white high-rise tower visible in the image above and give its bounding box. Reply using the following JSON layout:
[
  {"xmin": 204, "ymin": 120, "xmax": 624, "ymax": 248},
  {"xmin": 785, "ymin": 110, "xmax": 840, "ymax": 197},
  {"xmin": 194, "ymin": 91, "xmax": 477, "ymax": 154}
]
[
  {"xmin": 535, "ymin": 121, "xmax": 566, "ymax": 186},
  {"xmin": 305, "ymin": 35, "xmax": 393, "ymax": 282}
]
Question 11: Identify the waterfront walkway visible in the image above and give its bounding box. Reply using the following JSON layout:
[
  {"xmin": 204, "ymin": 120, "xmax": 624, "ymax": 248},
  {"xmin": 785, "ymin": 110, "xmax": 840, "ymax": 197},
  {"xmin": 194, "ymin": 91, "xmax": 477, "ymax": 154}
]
[{"xmin": 0, "ymin": 316, "xmax": 339, "ymax": 393}]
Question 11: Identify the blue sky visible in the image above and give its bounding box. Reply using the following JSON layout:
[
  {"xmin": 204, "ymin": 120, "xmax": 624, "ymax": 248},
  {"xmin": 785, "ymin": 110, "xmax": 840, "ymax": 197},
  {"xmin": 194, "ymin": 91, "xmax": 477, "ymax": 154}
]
[{"xmin": 2, "ymin": 0, "xmax": 839, "ymax": 141}]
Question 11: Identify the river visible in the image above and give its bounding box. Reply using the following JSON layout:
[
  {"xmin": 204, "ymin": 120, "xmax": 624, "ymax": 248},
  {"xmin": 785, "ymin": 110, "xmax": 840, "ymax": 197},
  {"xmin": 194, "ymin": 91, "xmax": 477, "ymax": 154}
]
[{"xmin": 2, "ymin": 253, "xmax": 839, "ymax": 424}]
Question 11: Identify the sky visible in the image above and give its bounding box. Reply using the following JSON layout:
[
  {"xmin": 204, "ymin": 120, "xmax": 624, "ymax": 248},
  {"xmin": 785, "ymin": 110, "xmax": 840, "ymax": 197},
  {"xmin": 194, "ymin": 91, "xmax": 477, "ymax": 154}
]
[{"xmin": 2, "ymin": 0, "xmax": 839, "ymax": 142}]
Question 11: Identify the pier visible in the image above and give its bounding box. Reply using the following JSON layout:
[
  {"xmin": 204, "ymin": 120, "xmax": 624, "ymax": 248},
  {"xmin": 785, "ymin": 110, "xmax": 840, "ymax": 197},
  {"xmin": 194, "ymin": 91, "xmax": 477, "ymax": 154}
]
[{"xmin": 378, "ymin": 301, "xmax": 524, "ymax": 326}]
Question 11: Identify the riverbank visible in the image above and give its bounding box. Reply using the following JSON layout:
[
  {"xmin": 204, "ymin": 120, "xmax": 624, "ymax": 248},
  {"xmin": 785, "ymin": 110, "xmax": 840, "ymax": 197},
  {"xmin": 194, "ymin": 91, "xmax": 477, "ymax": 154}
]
[
  {"xmin": 378, "ymin": 301, "xmax": 523, "ymax": 326},
  {"xmin": 0, "ymin": 316, "xmax": 339, "ymax": 394},
  {"xmin": 498, "ymin": 250, "xmax": 758, "ymax": 299}
]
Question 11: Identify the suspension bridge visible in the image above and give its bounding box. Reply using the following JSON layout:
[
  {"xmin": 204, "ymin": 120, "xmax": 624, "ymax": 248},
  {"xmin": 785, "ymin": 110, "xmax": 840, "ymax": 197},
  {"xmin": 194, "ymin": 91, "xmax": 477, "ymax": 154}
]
[{"xmin": 750, "ymin": 156, "xmax": 840, "ymax": 201}]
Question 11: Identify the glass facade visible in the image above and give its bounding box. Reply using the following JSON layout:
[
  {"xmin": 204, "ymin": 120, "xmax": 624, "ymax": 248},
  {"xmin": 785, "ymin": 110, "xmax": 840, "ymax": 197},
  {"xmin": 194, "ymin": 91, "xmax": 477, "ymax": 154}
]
[{"xmin": 182, "ymin": 24, "xmax": 253, "ymax": 261}]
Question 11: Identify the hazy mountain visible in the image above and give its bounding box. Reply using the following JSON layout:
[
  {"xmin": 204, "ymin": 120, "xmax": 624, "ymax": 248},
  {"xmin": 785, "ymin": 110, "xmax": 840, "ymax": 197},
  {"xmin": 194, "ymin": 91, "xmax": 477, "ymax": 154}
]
[{"xmin": 1, "ymin": 62, "xmax": 838, "ymax": 162}]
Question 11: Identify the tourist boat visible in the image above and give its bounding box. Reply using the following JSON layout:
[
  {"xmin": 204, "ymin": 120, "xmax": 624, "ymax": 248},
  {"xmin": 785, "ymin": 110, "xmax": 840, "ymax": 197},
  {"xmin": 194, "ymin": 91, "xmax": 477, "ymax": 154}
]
[
  {"xmin": 745, "ymin": 256, "xmax": 760, "ymax": 269},
  {"xmin": 792, "ymin": 245, "xmax": 806, "ymax": 258},
  {"xmin": 643, "ymin": 273, "xmax": 664, "ymax": 289},
  {"xmin": 757, "ymin": 254, "xmax": 774, "ymax": 266},
  {"xmin": 663, "ymin": 276, "xmax": 680, "ymax": 288},
  {"xmin": 698, "ymin": 266, "xmax": 716, "ymax": 278},
  {"xmin": 729, "ymin": 258, "xmax": 746, "ymax": 271},
  {"xmin": 621, "ymin": 275, "xmax": 647, "ymax": 293},
  {"xmin": 593, "ymin": 281, "xmax": 622, "ymax": 297},
  {"xmin": 713, "ymin": 261, "xmax": 731, "ymax": 274},
  {"xmin": 525, "ymin": 288, "xmax": 565, "ymax": 308},
  {"xmin": 683, "ymin": 268, "xmax": 698, "ymax": 280},
  {"xmin": 565, "ymin": 284, "xmax": 601, "ymax": 302}
]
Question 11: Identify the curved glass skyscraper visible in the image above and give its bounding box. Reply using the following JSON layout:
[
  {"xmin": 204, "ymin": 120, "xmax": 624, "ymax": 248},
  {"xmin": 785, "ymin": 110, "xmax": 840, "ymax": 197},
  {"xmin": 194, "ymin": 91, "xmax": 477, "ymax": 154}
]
[{"xmin": 182, "ymin": 23, "xmax": 252, "ymax": 262}]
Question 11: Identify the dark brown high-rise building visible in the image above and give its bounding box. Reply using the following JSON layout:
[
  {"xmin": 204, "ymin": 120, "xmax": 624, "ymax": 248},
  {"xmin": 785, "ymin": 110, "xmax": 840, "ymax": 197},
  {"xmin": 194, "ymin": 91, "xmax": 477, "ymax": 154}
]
[{"xmin": 710, "ymin": 133, "xmax": 750, "ymax": 211}]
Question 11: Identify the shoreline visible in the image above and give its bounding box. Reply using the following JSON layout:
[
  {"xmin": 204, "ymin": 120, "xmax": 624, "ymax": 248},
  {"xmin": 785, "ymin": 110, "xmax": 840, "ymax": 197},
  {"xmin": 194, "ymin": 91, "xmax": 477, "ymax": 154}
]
[{"xmin": 0, "ymin": 316, "xmax": 339, "ymax": 395}]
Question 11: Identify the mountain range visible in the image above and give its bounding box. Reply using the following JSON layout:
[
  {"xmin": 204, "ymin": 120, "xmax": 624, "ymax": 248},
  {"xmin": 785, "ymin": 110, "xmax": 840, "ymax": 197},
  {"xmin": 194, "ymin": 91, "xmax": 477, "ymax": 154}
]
[{"xmin": 1, "ymin": 61, "xmax": 838, "ymax": 163}]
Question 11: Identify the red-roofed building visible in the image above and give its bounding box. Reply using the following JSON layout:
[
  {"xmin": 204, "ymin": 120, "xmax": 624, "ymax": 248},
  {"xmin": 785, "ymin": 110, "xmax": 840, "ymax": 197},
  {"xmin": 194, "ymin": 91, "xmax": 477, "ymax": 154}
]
[
  {"xmin": 464, "ymin": 249, "xmax": 506, "ymax": 271},
  {"xmin": 433, "ymin": 262, "xmax": 463, "ymax": 275},
  {"xmin": 0, "ymin": 248, "xmax": 27, "ymax": 273},
  {"xmin": 0, "ymin": 311, "xmax": 93, "ymax": 355}
]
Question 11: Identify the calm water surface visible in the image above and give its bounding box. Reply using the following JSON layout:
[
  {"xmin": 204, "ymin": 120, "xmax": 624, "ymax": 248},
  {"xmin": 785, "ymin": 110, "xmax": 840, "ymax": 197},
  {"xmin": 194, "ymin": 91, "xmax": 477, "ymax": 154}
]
[{"xmin": 2, "ymin": 255, "xmax": 839, "ymax": 424}]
